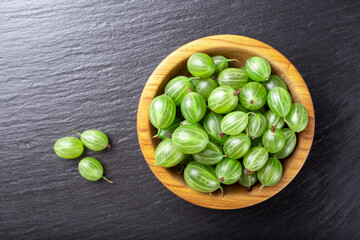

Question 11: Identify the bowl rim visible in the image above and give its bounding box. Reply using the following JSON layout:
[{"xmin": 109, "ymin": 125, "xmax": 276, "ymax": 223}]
[{"xmin": 137, "ymin": 34, "xmax": 315, "ymax": 209}]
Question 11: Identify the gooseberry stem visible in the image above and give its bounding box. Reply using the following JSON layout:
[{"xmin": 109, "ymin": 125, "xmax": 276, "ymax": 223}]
[
  {"xmin": 188, "ymin": 87, "xmax": 192, "ymax": 93},
  {"xmin": 218, "ymin": 132, "xmax": 225, "ymax": 138},
  {"xmin": 219, "ymin": 186, "xmax": 224, "ymax": 197},
  {"xmin": 72, "ymin": 130, "xmax": 81, "ymax": 136},
  {"xmin": 245, "ymin": 169, "xmax": 253, "ymax": 176},
  {"xmin": 233, "ymin": 88, "xmax": 241, "ymax": 96},
  {"xmin": 107, "ymin": 144, "xmax": 111, "ymax": 149},
  {"xmin": 102, "ymin": 176, "xmax": 113, "ymax": 184},
  {"xmin": 271, "ymin": 126, "xmax": 275, "ymax": 133},
  {"xmin": 153, "ymin": 129, "xmax": 160, "ymax": 138},
  {"xmin": 259, "ymin": 184, "xmax": 265, "ymax": 191},
  {"xmin": 226, "ymin": 58, "xmax": 239, "ymax": 63},
  {"xmin": 248, "ymin": 112, "xmax": 256, "ymax": 116},
  {"xmin": 220, "ymin": 177, "xmax": 224, "ymax": 183}
]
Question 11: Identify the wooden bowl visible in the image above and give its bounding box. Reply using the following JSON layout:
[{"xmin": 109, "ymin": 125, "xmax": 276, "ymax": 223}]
[{"xmin": 137, "ymin": 35, "xmax": 315, "ymax": 209}]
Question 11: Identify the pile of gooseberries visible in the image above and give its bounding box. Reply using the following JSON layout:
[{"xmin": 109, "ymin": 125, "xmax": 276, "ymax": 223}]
[
  {"xmin": 54, "ymin": 129, "xmax": 113, "ymax": 183},
  {"xmin": 149, "ymin": 53, "xmax": 308, "ymax": 195}
]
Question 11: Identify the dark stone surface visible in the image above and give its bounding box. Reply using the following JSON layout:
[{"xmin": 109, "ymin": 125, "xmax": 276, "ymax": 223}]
[{"xmin": 0, "ymin": 0, "xmax": 359, "ymax": 239}]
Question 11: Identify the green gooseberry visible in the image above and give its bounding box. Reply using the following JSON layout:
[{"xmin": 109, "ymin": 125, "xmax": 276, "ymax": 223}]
[
  {"xmin": 195, "ymin": 77, "xmax": 218, "ymax": 101},
  {"xmin": 212, "ymin": 55, "xmax": 239, "ymax": 76},
  {"xmin": 215, "ymin": 158, "xmax": 242, "ymax": 185},
  {"xmin": 203, "ymin": 112, "xmax": 228, "ymax": 145},
  {"xmin": 208, "ymin": 85, "xmax": 238, "ymax": 114},
  {"xmin": 267, "ymin": 87, "xmax": 292, "ymax": 117},
  {"xmin": 180, "ymin": 120, "xmax": 202, "ymax": 128},
  {"xmin": 245, "ymin": 56, "xmax": 271, "ymax": 82},
  {"xmin": 73, "ymin": 129, "xmax": 109, "ymax": 151},
  {"xmin": 172, "ymin": 125, "xmax": 209, "ymax": 154},
  {"xmin": 164, "ymin": 76, "xmax": 195, "ymax": 106},
  {"xmin": 265, "ymin": 110, "xmax": 284, "ymax": 129},
  {"xmin": 223, "ymin": 133, "xmax": 251, "ymax": 159},
  {"xmin": 243, "ymin": 146, "xmax": 269, "ymax": 172},
  {"xmin": 193, "ymin": 142, "xmax": 224, "ymax": 165},
  {"xmin": 275, "ymin": 128, "xmax": 297, "ymax": 159},
  {"xmin": 262, "ymin": 126, "xmax": 286, "ymax": 153},
  {"xmin": 284, "ymin": 103, "xmax": 309, "ymax": 132},
  {"xmin": 153, "ymin": 117, "xmax": 182, "ymax": 139},
  {"xmin": 187, "ymin": 53, "xmax": 215, "ymax": 78},
  {"xmin": 154, "ymin": 138, "xmax": 186, "ymax": 167},
  {"xmin": 247, "ymin": 112, "xmax": 267, "ymax": 139},
  {"xmin": 78, "ymin": 157, "xmax": 113, "ymax": 183},
  {"xmin": 234, "ymin": 103, "xmax": 249, "ymax": 113},
  {"xmin": 257, "ymin": 157, "xmax": 283, "ymax": 190},
  {"xmin": 149, "ymin": 95, "xmax": 176, "ymax": 129},
  {"xmin": 220, "ymin": 111, "xmax": 249, "ymax": 136},
  {"xmin": 218, "ymin": 67, "xmax": 248, "ymax": 90},
  {"xmin": 54, "ymin": 137, "xmax": 84, "ymax": 159},
  {"xmin": 239, "ymin": 82, "xmax": 267, "ymax": 110},
  {"xmin": 262, "ymin": 75, "xmax": 288, "ymax": 92},
  {"xmin": 181, "ymin": 91, "xmax": 207, "ymax": 123},
  {"xmin": 238, "ymin": 163, "xmax": 257, "ymax": 190}
]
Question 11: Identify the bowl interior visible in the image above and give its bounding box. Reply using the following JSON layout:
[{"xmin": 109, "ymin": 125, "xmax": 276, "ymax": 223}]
[{"xmin": 138, "ymin": 35, "xmax": 314, "ymax": 209}]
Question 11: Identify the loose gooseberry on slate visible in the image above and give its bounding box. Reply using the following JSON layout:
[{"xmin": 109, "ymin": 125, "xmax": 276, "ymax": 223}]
[
  {"xmin": 257, "ymin": 157, "xmax": 283, "ymax": 189},
  {"xmin": 73, "ymin": 129, "xmax": 109, "ymax": 151},
  {"xmin": 154, "ymin": 138, "xmax": 186, "ymax": 167},
  {"xmin": 154, "ymin": 117, "xmax": 182, "ymax": 139},
  {"xmin": 262, "ymin": 126, "xmax": 286, "ymax": 153},
  {"xmin": 245, "ymin": 56, "xmax": 271, "ymax": 82},
  {"xmin": 275, "ymin": 128, "xmax": 297, "ymax": 159},
  {"xmin": 203, "ymin": 112, "xmax": 228, "ymax": 145},
  {"xmin": 238, "ymin": 163, "xmax": 257, "ymax": 190},
  {"xmin": 172, "ymin": 125, "xmax": 209, "ymax": 154},
  {"xmin": 215, "ymin": 158, "xmax": 242, "ymax": 185},
  {"xmin": 149, "ymin": 95, "xmax": 176, "ymax": 129},
  {"xmin": 263, "ymin": 75, "xmax": 288, "ymax": 92},
  {"xmin": 208, "ymin": 85, "xmax": 239, "ymax": 114},
  {"xmin": 212, "ymin": 55, "xmax": 239, "ymax": 76},
  {"xmin": 239, "ymin": 82, "xmax": 267, "ymax": 110},
  {"xmin": 267, "ymin": 87, "xmax": 292, "ymax": 117},
  {"xmin": 187, "ymin": 53, "xmax": 215, "ymax": 78},
  {"xmin": 180, "ymin": 120, "xmax": 202, "ymax": 128},
  {"xmin": 193, "ymin": 142, "xmax": 224, "ymax": 165},
  {"xmin": 218, "ymin": 67, "xmax": 248, "ymax": 90},
  {"xmin": 247, "ymin": 112, "xmax": 267, "ymax": 139},
  {"xmin": 194, "ymin": 77, "xmax": 218, "ymax": 101},
  {"xmin": 285, "ymin": 103, "xmax": 309, "ymax": 132},
  {"xmin": 265, "ymin": 110, "xmax": 284, "ymax": 129},
  {"xmin": 180, "ymin": 90, "xmax": 207, "ymax": 123},
  {"xmin": 78, "ymin": 157, "xmax": 113, "ymax": 183},
  {"xmin": 184, "ymin": 161, "xmax": 223, "ymax": 195},
  {"xmin": 243, "ymin": 146, "xmax": 269, "ymax": 172},
  {"xmin": 54, "ymin": 137, "xmax": 84, "ymax": 159},
  {"xmin": 220, "ymin": 111, "xmax": 249, "ymax": 136},
  {"xmin": 223, "ymin": 133, "xmax": 251, "ymax": 159},
  {"xmin": 164, "ymin": 76, "xmax": 195, "ymax": 106}
]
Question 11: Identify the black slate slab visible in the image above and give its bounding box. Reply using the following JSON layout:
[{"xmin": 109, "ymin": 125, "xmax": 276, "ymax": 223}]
[{"xmin": 0, "ymin": 0, "xmax": 359, "ymax": 239}]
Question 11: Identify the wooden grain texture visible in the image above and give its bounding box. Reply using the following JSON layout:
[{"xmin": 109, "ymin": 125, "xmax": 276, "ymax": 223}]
[{"xmin": 137, "ymin": 35, "xmax": 315, "ymax": 209}]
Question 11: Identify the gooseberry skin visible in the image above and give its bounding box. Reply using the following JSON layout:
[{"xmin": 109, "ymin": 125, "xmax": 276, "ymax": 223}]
[
  {"xmin": 234, "ymin": 103, "xmax": 249, "ymax": 113},
  {"xmin": 154, "ymin": 117, "xmax": 182, "ymax": 140},
  {"xmin": 247, "ymin": 113, "xmax": 267, "ymax": 139},
  {"xmin": 195, "ymin": 77, "xmax": 218, "ymax": 101},
  {"xmin": 263, "ymin": 75, "xmax": 288, "ymax": 92},
  {"xmin": 212, "ymin": 55, "xmax": 237, "ymax": 76},
  {"xmin": 164, "ymin": 76, "xmax": 195, "ymax": 106},
  {"xmin": 285, "ymin": 103, "xmax": 309, "ymax": 132},
  {"xmin": 184, "ymin": 161, "xmax": 222, "ymax": 193},
  {"xmin": 75, "ymin": 129, "xmax": 109, "ymax": 151},
  {"xmin": 193, "ymin": 142, "xmax": 224, "ymax": 165},
  {"xmin": 265, "ymin": 110, "xmax": 285, "ymax": 129},
  {"xmin": 220, "ymin": 111, "xmax": 249, "ymax": 135},
  {"xmin": 275, "ymin": 128, "xmax": 297, "ymax": 159},
  {"xmin": 257, "ymin": 157, "xmax": 283, "ymax": 189},
  {"xmin": 245, "ymin": 56, "xmax": 271, "ymax": 82},
  {"xmin": 243, "ymin": 146, "xmax": 269, "ymax": 172},
  {"xmin": 215, "ymin": 158, "xmax": 242, "ymax": 185},
  {"xmin": 223, "ymin": 134, "xmax": 251, "ymax": 159},
  {"xmin": 78, "ymin": 157, "xmax": 112, "ymax": 183},
  {"xmin": 180, "ymin": 120, "xmax": 202, "ymax": 128},
  {"xmin": 154, "ymin": 138, "xmax": 186, "ymax": 167},
  {"xmin": 238, "ymin": 163, "xmax": 257, "ymax": 187},
  {"xmin": 218, "ymin": 68, "xmax": 248, "ymax": 90},
  {"xmin": 203, "ymin": 112, "xmax": 228, "ymax": 145},
  {"xmin": 239, "ymin": 82, "xmax": 267, "ymax": 110},
  {"xmin": 149, "ymin": 95, "xmax": 176, "ymax": 129},
  {"xmin": 262, "ymin": 126, "xmax": 286, "ymax": 154},
  {"xmin": 208, "ymin": 85, "xmax": 238, "ymax": 114},
  {"xmin": 172, "ymin": 125, "xmax": 209, "ymax": 154},
  {"xmin": 54, "ymin": 137, "xmax": 84, "ymax": 159},
  {"xmin": 187, "ymin": 53, "xmax": 215, "ymax": 78},
  {"xmin": 181, "ymin": 92, "xmax": 207, "ymax": 123},
  {"xmin": 267, "ymin": 87, "xmax": 292, "ymax": 117}
]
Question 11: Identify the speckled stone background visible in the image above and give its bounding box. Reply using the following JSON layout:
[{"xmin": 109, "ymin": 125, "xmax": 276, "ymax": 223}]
[{"xmin": 0, "ymin": 0, "xmax": 359, "ymax": 239}]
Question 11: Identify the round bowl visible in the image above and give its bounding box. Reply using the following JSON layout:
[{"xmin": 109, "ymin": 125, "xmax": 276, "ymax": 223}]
[{"xmin": 137, "ymin": 35, "xmax": 315, "ymax": 209}]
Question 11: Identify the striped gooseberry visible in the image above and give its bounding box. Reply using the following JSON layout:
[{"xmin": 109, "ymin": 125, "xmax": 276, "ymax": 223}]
[
  {"xmin": 223, "ymin": 133, "xmax": 251, "ymax": 159},
  {"xmin": 194, "ymin": 77, "xmax": 218, "ymax": 101},
  {"xmin": 275, "ymin": 128, "xmax": 297, "ymax": 159},
  {"xmin": 212, "ymin": 55, "xmax": 239, "ymax": 76},
  {"xmin": 208, "ymin": 85, "xmax": 239, "ymax": 114},
  {"xmin": 154, "ymin": 138, "xmax": 186, "ymax": 167},
  {"xmin": 247, "ymin": 112, "xmax": 267, "ymax": 139},
  {"xmin": 257, "ymin": 157, "xmax": 283, "ymax": 189},
  {"xmin": 284, "ymin": 103, "xmax": 309, "ymax": 132},
  {"xmin": 78, "ymin": 157, "xmax": 113, "ymax": 183},
  {"xmin": 149, "ymin": 95, "xmax": 176, "ymax": 129},
  {"xmin": 164, "ymin": 76, "xmax": 195, "ymax": 106},
  {"xmin": 245, "ymin": 56, "xmax": 271, "ymax": 82},
  {"xmin": 220, "ymin": 111, "xmax": 249, "ymax": 136},
  {"xmin": 73, "ymin": 129, "xmax": 109, "ymax": 151},
  {"xmin": 262, "ymin": 126, "xmax": 286, "ymax": 153},
  {"xmin": 54, "ymin": 137, "xmax": 84, "ymax": 159},
  {"xmin": 180, "ymin": 90, "xmax": 207, "ymax": 123},
  {"xmin": 243, "ymin": 146, "xmax": 269, "ymax": 172},
  {"xmin": 187, "ymin": 53, "xmax": 215, "ymax": 78},
  {"xmin": 215, "ymin": 158, "xmax": 242, "ymax": 185},
  {"xmin": 267, "ymin": 87, "xmax": 292, "ymax": 117},
  {"xmin": 172, "ymin": 125, "xmax": 209, "ymax": 154},
  {"xmin": 239, "ymin": 82, "xmax": 267, "ymax": 110},
  {"xmin": 203, "ymin": 112, "xmax": 228, "ymax": 145},
  {"xmin": 192, "ymin": 142, "xmax": 224, "ymax": 165},
  {"xmin": 265, "ymin": 110, "xmax": 284, "ymax": 129},
  {"xmin": 262, "ymin": 75, "xmax": 288, "ymax": 92},
  {"xmin": 218, "ymin": 67, "xmax": 248, "ymax": 90}
]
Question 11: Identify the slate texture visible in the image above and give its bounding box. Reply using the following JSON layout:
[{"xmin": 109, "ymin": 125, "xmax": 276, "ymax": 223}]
[{"xmin": 0, "ymin": 0, "xmax": 359, "ymax": 239}]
